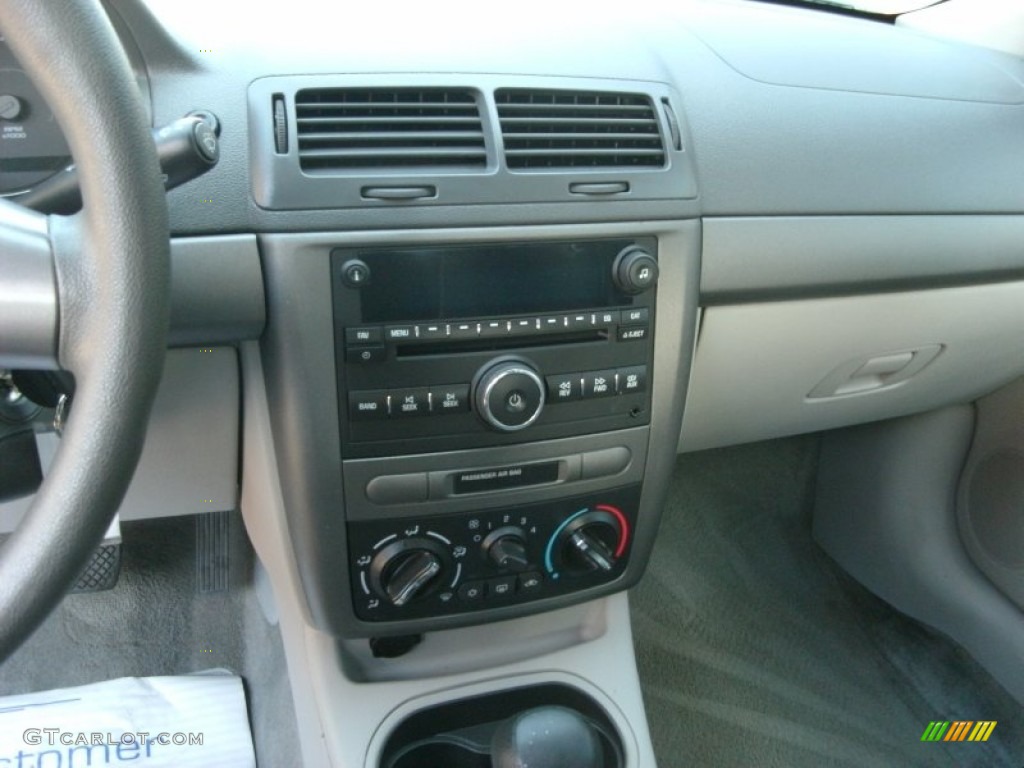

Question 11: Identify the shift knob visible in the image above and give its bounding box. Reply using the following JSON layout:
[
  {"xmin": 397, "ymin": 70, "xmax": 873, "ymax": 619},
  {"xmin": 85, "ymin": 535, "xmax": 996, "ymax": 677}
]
[{"xmin": 491, "ymin": 706, "xmax": 603, "ymax": 768}]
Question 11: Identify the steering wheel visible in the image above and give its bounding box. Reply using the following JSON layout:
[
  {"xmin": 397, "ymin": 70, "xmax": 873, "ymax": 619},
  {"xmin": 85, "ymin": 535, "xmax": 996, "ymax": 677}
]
[{"xmin": 0, "ymin": 1, "xmax": 169, "ymax": 661}]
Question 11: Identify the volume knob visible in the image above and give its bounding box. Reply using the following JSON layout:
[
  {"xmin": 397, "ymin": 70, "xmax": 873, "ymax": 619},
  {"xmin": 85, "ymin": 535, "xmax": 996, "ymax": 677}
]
[{"xmin": 475, "ymin": 360, "xmax": 545, "ymax": 432}]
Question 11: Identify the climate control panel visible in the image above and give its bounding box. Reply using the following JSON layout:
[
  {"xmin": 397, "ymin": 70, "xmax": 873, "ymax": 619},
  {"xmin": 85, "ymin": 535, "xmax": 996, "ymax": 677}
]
[{"xmin": 347, "ymin": 485, "xmax": 640, "ymax": 621}]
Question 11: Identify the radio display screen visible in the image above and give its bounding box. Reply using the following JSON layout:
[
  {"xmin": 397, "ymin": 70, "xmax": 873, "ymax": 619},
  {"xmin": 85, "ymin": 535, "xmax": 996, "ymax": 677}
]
[{"xmin": 352, "ymin": 239, "xmax": 635, "ymax": 323}]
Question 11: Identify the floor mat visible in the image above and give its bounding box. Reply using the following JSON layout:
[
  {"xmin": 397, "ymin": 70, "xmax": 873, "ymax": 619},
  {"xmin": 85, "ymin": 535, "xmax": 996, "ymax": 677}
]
[
  {"xmin": 630, "ymin": 436, "xmax": 1024, "ymax": 767},
  {"xmin": 0, "ymin": 671, "xmax": 255, "ymax": 766},
  {"xmin": 0, "ymin": 513, "xmax": 300, "ymax": 768}
]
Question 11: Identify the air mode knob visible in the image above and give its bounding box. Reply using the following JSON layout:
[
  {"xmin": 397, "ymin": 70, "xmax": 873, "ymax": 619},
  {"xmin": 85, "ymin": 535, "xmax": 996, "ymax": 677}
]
[
  {"xmin": 369, "ymin": 539, "xmax": 448, "ymax": 607},
  {"xmin": 474, "ymin": 360, "xmax": 545, "ymax": 432},
  {"xmin": 612, "ymin": 246, "xmax": 659, "ymax": 295}
]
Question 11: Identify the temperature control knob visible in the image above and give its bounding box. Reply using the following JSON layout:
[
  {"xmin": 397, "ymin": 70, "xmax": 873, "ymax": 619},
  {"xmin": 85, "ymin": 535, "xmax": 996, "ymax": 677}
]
[
  {"xmin": 548, "ymin": 506, "xmax": 629, "ymax": 578},
  {"xmin": 612, "ymin": 246, "xmax": 659, "ymax": 295},
  {"xmin": 474, "ymin": 360, "xmax": 545, "ymax": 432},
  {"xmin": 369, "ymin": 539, "xmax": 448, "ymax": 607},
  {"xmin": 565, "ymin": 527, "xmax": 615, "ymax": 572}
]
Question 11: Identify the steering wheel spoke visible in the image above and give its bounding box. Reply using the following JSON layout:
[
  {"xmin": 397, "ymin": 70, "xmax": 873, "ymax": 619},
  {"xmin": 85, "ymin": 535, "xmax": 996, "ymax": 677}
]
[{"xmin": 0, "ymin": 197, "xmax": 58, "ymax": 370}]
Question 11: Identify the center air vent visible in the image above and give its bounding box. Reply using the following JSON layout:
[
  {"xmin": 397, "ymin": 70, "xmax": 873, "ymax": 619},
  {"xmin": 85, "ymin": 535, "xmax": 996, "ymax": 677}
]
[
  {"xmin": 496, "ymin": 89, "xmax": 666, "ymax": 170},
  {"xmin": 295, "ymin": 88, "xmax": 487, "ymax": 171}
]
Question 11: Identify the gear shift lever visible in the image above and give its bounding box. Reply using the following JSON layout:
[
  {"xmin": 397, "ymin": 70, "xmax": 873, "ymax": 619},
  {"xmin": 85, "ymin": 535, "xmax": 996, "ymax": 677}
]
[{"xmin": 491, "ymin": 706, "xmax": 604, "ymax": 768}]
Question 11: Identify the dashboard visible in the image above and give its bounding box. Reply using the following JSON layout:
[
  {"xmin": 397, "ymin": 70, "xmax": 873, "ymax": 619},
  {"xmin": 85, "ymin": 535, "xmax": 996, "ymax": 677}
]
[{"xmin": 5, "ymin": 0, "xmax": 1024, "ymax": 765}]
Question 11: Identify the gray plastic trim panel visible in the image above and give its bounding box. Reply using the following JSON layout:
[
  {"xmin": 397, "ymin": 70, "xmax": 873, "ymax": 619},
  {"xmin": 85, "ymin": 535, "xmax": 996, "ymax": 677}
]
[
  {"xmin": 344, "ymin": 428, "xmax": 647, "ymax": 522},
  {"xmin": 0, "ymin": 347, "xmax": 240, "ymax": 531},
  {"xmin": 168, "ymin": 234, "xmax": 266, "ymax": 345},
  {"xmin": 701, "ymin": 215, "xmax": 1024, "ymax": 303},
  {"xmin": 814, "ymin": 407, "xmax": 1024, "ymax": 705}
]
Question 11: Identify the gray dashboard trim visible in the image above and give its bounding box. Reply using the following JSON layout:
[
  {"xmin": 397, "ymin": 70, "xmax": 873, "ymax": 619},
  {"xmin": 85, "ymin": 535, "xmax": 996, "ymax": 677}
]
[
  {"xmin": 109, "ymin": 0, "xmax": 1024, "ymax": 233},
  {"xmin": 700, "ymin": 215, "xmax": 1024, "ymax": 302},
  {"xmin": 168, "ymin": 234, "xmax": 265, "ymax": 345},
  {"xmin": 684, "ymin": 0, "xmax": 1024, "ymax": 104}
]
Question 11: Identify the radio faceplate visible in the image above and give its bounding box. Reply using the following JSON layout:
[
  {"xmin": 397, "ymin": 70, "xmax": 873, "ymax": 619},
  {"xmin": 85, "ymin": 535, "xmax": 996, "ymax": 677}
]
[{"xmin": 332, "ymin": 237, "xmax": 658, "ymax": 458}]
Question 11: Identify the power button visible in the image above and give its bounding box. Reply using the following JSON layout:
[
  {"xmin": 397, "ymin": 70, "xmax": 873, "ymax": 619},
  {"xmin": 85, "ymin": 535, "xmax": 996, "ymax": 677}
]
[
  {"xmin": 505, "ymin": 391, "xmax": 528, "ymax": 413},
  {"xmin": 475, "ymin": 361, "xmax": 545, "ymax": 432}
]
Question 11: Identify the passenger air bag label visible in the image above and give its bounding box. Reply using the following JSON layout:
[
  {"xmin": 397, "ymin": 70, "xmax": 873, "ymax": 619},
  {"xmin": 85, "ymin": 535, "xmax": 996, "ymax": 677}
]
[{"xmin": 453, "ymin": 462, "xmax": 559, "ymax": 494}]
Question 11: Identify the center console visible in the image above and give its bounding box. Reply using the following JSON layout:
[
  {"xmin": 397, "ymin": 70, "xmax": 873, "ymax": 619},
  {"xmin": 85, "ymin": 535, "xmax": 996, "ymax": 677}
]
[{"xmin": 250, "ymin": 220, "xmax": 700, "ymax": 767}]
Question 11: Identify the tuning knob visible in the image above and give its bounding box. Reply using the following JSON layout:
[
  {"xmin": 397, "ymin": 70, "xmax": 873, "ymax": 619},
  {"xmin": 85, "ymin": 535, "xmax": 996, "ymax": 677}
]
[
  {"xmin": 474, "ymin": 359, "xmax": 545, "ymax": 432},
  {"xmin": 612, "ymin": 246, "xmax": 659, "ymax": 295},
  {"xmin": 369, "ymin": 539, "xmax": 447, "ymax": 607}
]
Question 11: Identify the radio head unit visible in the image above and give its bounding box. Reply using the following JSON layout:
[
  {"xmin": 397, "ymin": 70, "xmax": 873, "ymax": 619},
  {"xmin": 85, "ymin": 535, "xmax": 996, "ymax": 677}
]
[{"xmin": 331, "ymin": 237, "xmax": 658, "ymax": 459}]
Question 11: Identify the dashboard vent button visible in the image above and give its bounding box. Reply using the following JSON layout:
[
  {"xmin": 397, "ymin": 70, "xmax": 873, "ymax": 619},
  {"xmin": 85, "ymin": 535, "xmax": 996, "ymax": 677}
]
[
  {"xmin": 496, "ymin": 89, "xmax": 665, "ymax": 170},
  {"xmin": 295, "ymin": 88, "xmax": 486, "ymax": 171}
]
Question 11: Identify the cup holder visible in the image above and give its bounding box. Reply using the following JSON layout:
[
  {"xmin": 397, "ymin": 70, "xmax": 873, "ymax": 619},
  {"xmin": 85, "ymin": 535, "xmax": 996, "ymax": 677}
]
[{"xmin": 379, "ymin": 683, "xmax": 624, "ymax": 768}]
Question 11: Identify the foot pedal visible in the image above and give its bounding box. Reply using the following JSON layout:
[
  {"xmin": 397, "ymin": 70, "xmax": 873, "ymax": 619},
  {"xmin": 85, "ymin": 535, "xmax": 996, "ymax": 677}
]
[
  {"xmin": 70, "ymin": 544, "xmax": 121, "ymax": 593},
  {"xmin": 196, "ymin": 510, "xmax": 231, "ymax": 593}
]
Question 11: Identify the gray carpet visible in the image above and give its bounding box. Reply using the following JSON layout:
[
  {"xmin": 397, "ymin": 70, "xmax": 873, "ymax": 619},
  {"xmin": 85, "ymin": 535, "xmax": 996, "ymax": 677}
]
[
  {"xmin": 0, "ymin": 512, "xmax": 300, "ymax": 768},
  {"xmin": 631, "ymin": 436, "xmax": 1024, "ymax": 767}
]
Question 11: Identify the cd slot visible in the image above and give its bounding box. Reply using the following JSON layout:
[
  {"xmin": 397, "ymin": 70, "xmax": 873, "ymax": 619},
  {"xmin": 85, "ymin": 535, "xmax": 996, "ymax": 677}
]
[{"xmin": 395, "ymin": 330, "xmax": 607, "ymax": 357}]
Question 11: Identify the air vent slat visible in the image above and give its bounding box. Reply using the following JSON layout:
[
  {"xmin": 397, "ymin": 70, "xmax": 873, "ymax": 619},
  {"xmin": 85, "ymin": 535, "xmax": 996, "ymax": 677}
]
[
  {"xmin": 497, "ymin": 103, "xmax": 654, "ymax": 116},
  {"xmin": 496, "ymin": 88, "xmax": 666, "ymax": 171},
  {"xmin": 500, "ymin": 118, "xmax": 657, "ymax": 129},
  {"xmin": 301, "ymin": 147, "xmax": 487, "ymax": 159},
  {"xmin": 504, "ymin": 148, "xmax": 665, "ymax": 158},
  {"xmin": 295, "ymin": 87, "xmax": 486, "ymax": 172},
  {"xmin": 297, "ymin": 116, "xmax": 483, "ymax": 126},
  {"xmin": 300, "ymin": 131, "xmax": 484, "ymax": 143},
  {"xmin": 503, "ymin": 133, "xmax": 661, "ymax": 142}
]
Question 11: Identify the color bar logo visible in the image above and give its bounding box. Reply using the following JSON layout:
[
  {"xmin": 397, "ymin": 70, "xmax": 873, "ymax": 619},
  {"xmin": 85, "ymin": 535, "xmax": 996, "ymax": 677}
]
[{"xmin": 921, "ymin": 721, "xmax": 997, "ymax": 742}]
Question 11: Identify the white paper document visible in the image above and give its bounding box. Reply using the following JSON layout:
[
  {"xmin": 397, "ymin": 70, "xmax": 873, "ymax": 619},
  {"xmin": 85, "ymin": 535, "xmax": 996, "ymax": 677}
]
[{"xmin": 0, "ymin": 671, "xmax": 256, "ymax": 767}]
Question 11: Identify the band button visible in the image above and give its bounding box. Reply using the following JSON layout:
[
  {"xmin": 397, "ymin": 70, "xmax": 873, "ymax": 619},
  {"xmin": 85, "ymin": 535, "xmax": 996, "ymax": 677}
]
[{"xmin": 348, "ymin": 391, "xmax": 389, "ymax": 420}]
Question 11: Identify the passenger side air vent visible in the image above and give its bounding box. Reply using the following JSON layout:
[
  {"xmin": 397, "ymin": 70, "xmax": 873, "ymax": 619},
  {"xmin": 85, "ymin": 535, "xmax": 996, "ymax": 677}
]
[
  {"xmin": 496, "ymin": 89, "xmax": 666, "ymax": 170},
  {"xmin": 295, "ymin": 88, "xmax": 487, "ymax": 171}
]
